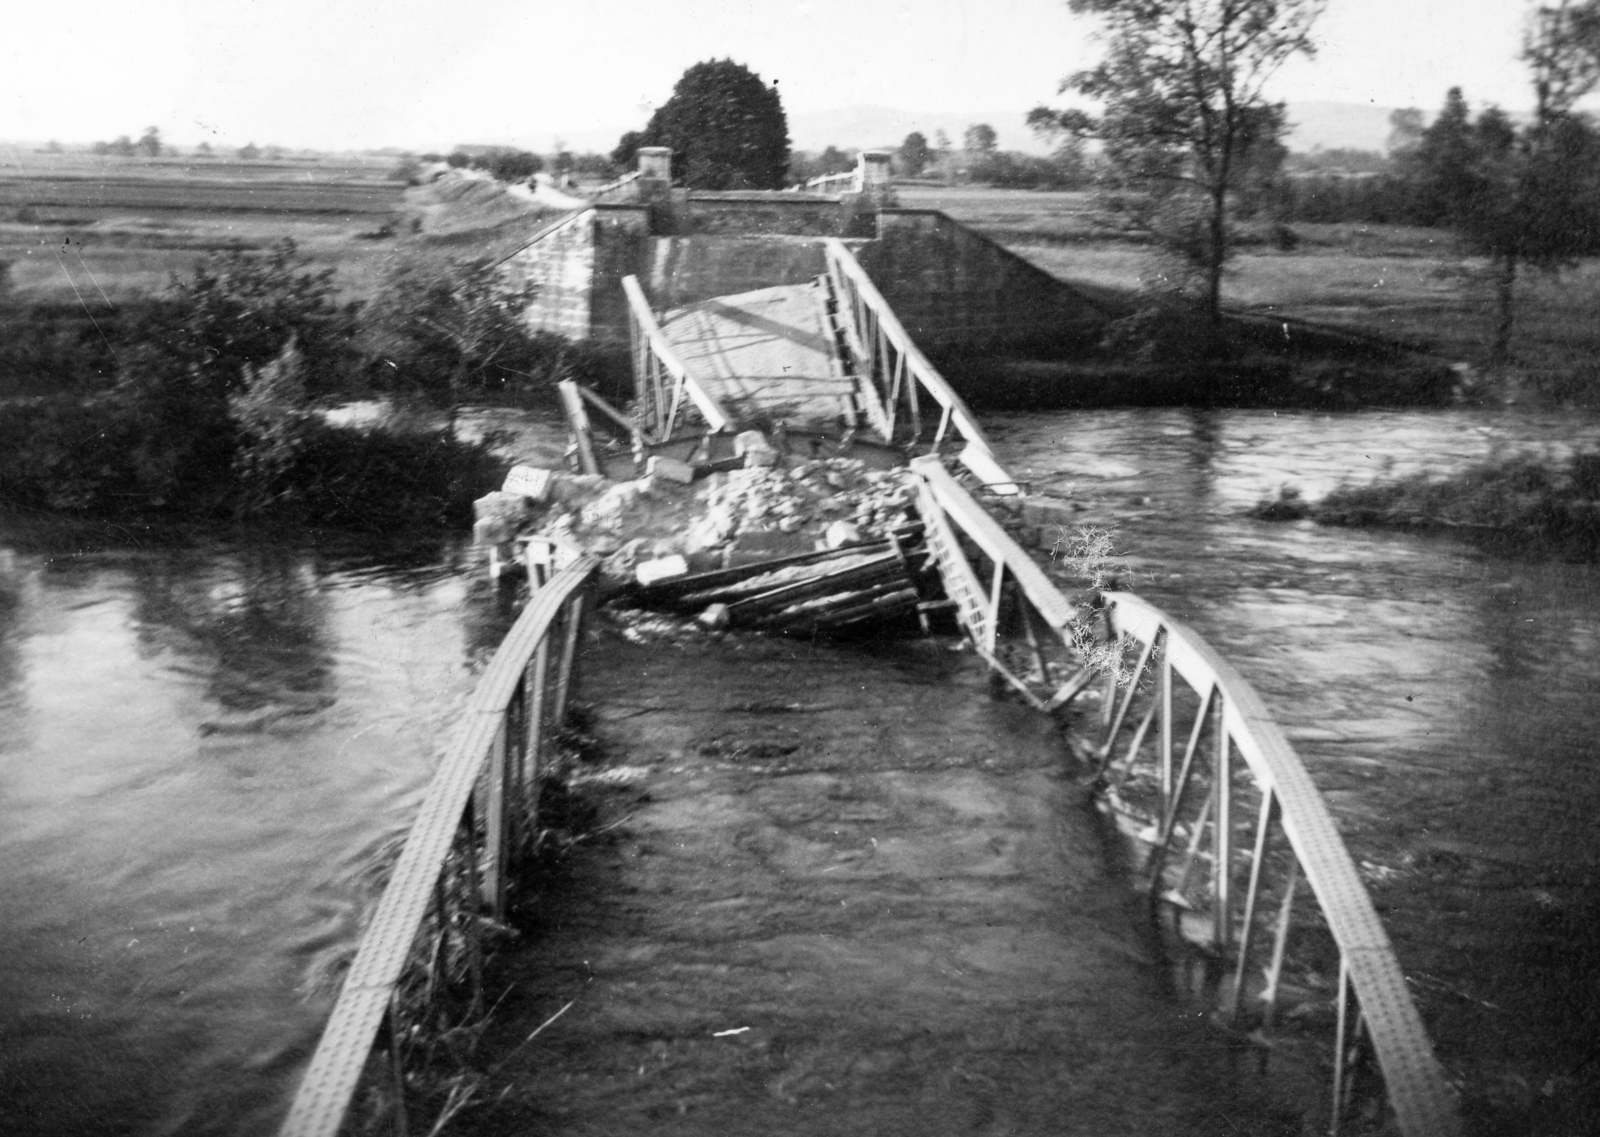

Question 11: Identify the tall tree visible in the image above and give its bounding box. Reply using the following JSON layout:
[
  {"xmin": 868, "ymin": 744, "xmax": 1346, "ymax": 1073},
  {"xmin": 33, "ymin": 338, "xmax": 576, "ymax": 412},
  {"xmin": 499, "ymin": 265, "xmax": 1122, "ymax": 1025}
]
[
  {"xmin": 1410, "ymin": 87, "xmax": 1478, "ymax": 226},
  {"xmin": 963, "ymin": 123, "xmax": 998, "ymax": 154},
  {"xmin": 1039, "ymin": 0, "xmax": 1325, "ymax": 327},
  {"xmin": 898, "ymin": 131, "xmax": 931, "ymax": 177},
  {"xmin": 1440, "ymin": 4, "xmax": 1600, "ymax": 364},
  {"xmin": 1524, "ymin": 0, "xmax": 1600, "ymax": 121},
  {"xmin": 622, "ymin": 59, "xmax": 790, "ymax": 190}
]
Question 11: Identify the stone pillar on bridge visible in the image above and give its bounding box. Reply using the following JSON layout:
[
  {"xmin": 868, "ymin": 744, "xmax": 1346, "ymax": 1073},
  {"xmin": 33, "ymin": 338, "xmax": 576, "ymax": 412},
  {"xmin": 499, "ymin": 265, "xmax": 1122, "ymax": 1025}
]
[
  {"xmin": 856, "ymin": 150, "xmax": 893, "ymax": 195},
  {"xmin": 635, "ymin": 145, "xmax": 678, "ymax": 232},
  {"xmin": 637, "ymin": 146, "xmax": 673, "ymax": 183},
  {"xmin": 840, "ymin": 149, "xmax": 895, "ymax": 235}
]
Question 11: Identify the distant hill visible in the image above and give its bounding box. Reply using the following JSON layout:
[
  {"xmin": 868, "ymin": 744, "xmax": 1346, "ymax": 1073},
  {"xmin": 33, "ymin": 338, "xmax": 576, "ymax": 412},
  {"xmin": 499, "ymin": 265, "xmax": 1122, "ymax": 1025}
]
[{"xmin": 1283, "ymin": 101, "xmax": 1401, "ymax": 154}]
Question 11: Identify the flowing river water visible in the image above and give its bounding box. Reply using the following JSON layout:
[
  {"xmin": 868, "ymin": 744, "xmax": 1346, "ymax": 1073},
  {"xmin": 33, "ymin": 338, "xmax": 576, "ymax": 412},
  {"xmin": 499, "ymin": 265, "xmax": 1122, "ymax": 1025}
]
[{"xmin": 1, "ymin": 406, "xmax": 1598, "ymax": 1134}]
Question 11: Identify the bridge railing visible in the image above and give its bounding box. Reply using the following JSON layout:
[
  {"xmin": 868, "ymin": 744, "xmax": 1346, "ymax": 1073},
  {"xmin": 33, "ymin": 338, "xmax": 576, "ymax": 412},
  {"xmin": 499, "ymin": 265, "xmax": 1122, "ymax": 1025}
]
[
  {"xmin": 804, "ymin": 169, "xmax": 858, "ymax": 194},
  {"xmin": 822, "ymin": 239, "xmax": 1016, "ymax": 494},
  {"xmin": 909, "ymin": 456, "xmax": 1460, "ymax": 1137},
  {"xmin": 622, "ymin": 274, "xmax": 733, "ymax": 441},
  {"xmin": 278, "ymin": 551, "xmax": 600, "ymax": 1137},
  {"xmin": 587, "ymin": 168, "xmax": 642, "ymax": 202}
]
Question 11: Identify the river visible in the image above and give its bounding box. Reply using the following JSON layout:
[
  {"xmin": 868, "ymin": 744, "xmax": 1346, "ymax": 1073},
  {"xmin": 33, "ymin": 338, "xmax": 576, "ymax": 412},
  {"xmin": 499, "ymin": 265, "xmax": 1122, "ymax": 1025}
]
[
  {"xmin": 1, "ymin": 406, "xmax": 1597, "ymax": 1133},
  {"xmin": 991, "ymin": 406, "xmax": 1600, "ymax": 1130}
]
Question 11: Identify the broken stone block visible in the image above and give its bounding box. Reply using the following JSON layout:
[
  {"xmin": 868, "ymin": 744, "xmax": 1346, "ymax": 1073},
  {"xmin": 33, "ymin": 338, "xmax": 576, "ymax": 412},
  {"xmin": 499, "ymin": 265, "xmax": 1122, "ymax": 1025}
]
[
  {"xmin": 502, "ymin": 464, "xmax": 555, "ymax": 502},
  {"xmin": 646, "ymin": 455, "xmax": 696, "ymax": 484},
  {"xmin": 636, "ymin": 555, "xmax": 688, "ymax": 586},
  {"xmin": 734, "ymin": 430, "xmax": 779, "ymax": 468},
  {"xmin": 823, "ymin": 520, "xmax": 862, "ymax": 549},
  {"xmin": 472, "ymin": 491, "xmax": 533, "ymax": 545},
  {"xmin": 697, "ymin": 603, "xmax": 730, "ymax": 630}
]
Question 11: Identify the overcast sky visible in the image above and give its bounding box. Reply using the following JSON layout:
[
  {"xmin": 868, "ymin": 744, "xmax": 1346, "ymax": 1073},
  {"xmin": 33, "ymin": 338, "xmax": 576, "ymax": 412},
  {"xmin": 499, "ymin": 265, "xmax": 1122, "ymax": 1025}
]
[{"xmin": 1, "ymin": 0, "xmax": 1563, "ymax": 151}]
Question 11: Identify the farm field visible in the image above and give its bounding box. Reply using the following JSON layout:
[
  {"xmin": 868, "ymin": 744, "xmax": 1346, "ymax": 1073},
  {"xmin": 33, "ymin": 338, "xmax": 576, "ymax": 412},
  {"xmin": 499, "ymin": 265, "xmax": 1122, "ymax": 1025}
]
[
  {"xmin": 0, "ymin": 152, "xmax": 412, "ymax": 305},
  {"xmin": 898, "ymin": 183, "xmax": 1600, "ymax": 394},
  {"xmin": 0, "ymin": 153, "xmax": 573, "ymax": 309}
]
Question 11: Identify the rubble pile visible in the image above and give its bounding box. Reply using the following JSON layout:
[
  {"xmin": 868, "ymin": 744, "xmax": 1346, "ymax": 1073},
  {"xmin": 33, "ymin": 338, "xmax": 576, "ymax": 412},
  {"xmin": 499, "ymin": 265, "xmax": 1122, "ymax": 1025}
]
[{"xmin": 475, "ymin": 454, "xmax": 924, "ymax": 587}]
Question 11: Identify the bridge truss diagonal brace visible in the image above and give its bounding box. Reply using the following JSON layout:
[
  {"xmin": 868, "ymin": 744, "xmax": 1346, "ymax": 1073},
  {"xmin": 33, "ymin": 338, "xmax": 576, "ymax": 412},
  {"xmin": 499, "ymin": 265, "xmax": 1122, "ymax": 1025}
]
[
  {"xmin": 821, "ymin": 241, "xmax": 1013, "ymax": 492},
  {"xmin": 1101, "ymin": 591, "xmax": 1461, "ymax": 1137},
  {"xmin": 621, "ymin": 274, "xmax": 732, "ymax": 439}
]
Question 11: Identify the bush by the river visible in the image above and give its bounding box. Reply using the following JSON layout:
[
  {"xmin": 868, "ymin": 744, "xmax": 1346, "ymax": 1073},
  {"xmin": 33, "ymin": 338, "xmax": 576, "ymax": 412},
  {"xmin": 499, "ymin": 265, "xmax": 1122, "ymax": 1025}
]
[
  {"xmin": 0, "ymin": 337, "xmax": 507, "ymax": 529},
  {"xmin": 1251, "ymin": 451, "xmax": 1600, "ymax": 557},
  {"xmin": 0, "ymin": 234, "xmax": 595, "ymax": 527}
]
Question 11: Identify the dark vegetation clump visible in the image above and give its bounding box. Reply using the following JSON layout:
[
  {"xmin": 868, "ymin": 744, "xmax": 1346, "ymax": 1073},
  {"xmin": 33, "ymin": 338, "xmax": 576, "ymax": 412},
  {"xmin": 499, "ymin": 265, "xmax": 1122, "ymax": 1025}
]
[
  {"xmin": 1251, "ymin": 451, "xmax": 1600, "ymax": 558},
  {"xmin": 0, "ymin": 236, "xmax": 590, "ymax": 529}
]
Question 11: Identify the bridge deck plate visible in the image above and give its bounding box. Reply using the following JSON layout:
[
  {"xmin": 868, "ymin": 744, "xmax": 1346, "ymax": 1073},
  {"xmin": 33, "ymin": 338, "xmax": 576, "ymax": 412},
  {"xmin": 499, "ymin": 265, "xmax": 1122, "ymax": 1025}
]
[{"xmin": 660, "ymin": 284, "xmax": 854, "ymax": 430}]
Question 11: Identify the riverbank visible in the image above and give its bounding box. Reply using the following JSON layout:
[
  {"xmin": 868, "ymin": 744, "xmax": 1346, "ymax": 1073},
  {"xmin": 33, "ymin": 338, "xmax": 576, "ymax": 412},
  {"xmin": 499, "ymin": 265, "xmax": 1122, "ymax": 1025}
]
[
  {"xmin": 899, "ymin": 185, "xmax": 1600, "ymax": 407},
  {"xmin": 1249, "ymin": 450, "xmax": 1600, "ymax": 559}
]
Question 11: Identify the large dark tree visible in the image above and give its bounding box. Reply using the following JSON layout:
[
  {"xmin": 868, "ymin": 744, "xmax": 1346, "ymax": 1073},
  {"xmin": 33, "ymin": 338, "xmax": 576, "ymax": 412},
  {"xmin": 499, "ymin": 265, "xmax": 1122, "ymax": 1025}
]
[
  {"xmin": 898, "ymin": 131, "xmax": 931, "ymax": 177},
  {"xmin": 963, "ymin": 123, "xmax": 998, "ymax": 154},
  {"xmin": 1406, "ymin": 87, "xmax": 1478, "ymax": 226},
  {"xmin": 622, "ymin": 59, "xmax": 790, "ymax": 190},
  {"xmin": 1034, "ymin": 0, "xmax": 1325, "ymax": 328}
]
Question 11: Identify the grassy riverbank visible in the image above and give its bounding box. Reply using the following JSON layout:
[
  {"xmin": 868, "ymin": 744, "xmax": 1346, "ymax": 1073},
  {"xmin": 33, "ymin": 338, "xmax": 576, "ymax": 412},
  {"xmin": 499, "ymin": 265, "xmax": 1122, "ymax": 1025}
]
[
  {"xmin": 1251, "ymin": 451, "xmax": 1600, "ymax": 558},
  {"xmin": 0, "ymin": 154, "xmax": 587, "ymax": 530},
  {"xmin": 899, "ymin": 186, "xmax": 1600, "ymax": 405}
]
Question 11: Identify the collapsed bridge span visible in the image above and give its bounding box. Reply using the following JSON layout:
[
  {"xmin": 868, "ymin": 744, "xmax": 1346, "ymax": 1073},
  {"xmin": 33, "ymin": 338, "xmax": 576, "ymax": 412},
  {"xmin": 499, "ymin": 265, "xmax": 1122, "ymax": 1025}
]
[{"xmin": 279, "ymin": 150, "xmax": 1460, "ymax": 1137}]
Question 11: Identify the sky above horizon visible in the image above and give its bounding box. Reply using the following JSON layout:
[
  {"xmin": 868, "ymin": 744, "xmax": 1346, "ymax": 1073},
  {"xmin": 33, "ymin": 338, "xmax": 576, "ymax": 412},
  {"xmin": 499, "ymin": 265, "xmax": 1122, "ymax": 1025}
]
[{"xmin": 2, "ymin": 0, "xmax": 1572, "ymax": 152}]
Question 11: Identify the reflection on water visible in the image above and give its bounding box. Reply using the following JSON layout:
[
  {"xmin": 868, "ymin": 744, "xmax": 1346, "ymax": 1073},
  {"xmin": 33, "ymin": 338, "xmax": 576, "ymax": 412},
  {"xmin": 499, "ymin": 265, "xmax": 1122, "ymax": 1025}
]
[
  {"xmin": 992, "ymin": 407, "xmax": 1600, "ymax": 1128},
  {"xmin": 0, "ymin": 524, "xmax": 512, "ymax": 1137}
]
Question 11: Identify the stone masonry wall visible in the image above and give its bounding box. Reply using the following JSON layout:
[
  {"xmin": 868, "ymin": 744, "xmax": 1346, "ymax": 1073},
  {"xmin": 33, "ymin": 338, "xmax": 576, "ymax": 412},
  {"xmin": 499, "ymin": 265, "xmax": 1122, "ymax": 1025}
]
[
  {"xmin": 499, "ymin": 205, "xmax": 650, "ymax": 344},
  {"xmin": 855, "ymin": 210, "xmax": 1110, "ymax": 355},
  {"xmin": 589, "ymin": 206, "xmax": 652, "ymax": 343},
  {"xmin": 503, "ymin": 197, "xmax": 1109, "ymax": 355},
  {"xmin": 500, "ymin": 208, "xmax": 598, "ymax": 340},
  {"xmin": 641, "ymin": 235, "xmax": 831, "ymax": 309}
]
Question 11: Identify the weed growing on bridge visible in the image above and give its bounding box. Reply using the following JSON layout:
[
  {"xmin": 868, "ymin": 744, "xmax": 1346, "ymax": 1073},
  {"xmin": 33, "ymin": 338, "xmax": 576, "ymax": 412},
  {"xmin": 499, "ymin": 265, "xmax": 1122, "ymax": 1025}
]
[{"xmin": 1050, "ymin": 523, "xmax": 1138, "ymax": 686}]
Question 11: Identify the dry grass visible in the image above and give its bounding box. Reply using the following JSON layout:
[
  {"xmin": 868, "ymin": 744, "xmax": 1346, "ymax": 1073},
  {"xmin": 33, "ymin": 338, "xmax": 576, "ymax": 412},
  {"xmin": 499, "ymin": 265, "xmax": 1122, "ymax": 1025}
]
[
  {"xmin": 0, "ymin": 159, "xmax": 569, "ymax": 310},
  {"xmin": 1, "ymin": 217, "xmax": 404, "ymax": 304},
  {"xmin": 0, "ymin": 153, "xmax": 409, "ymax": 305},
  {"xmin": 899, "ymin": 185, "xmax": 1600, "ymax": 392}
]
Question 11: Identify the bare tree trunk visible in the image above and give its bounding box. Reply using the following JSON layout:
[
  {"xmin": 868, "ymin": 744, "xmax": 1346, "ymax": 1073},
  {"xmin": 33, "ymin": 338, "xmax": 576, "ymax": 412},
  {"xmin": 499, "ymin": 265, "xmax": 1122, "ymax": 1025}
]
[
  {"xmin": 1205, "ymin": 185, "xmax": 1228, "ymax": 333},
  {"xmin": 1489, "ymin": 252, "xmax": 1517, "ymax": 367}
]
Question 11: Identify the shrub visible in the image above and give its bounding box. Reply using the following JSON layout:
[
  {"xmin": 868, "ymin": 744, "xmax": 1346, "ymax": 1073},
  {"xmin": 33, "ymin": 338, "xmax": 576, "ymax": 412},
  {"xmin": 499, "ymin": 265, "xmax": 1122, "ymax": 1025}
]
[
  {"xmin": 131, "ymin": 238, "xmax": 361, "ymax": 403},
  {"xmin": 282, "ymin": 421, "xmax": 506, "ymax": 529},
  {"xmin": 230, "ymin": 340, "xmax": 318, "ymax": 512},
  {"xmin": 363, "ymin": 255, "xmax": 591, "ymax": 404},
  {"xmin": 1284, "ymin": 450, "xmax": 1600, "ymax": 558},
  {"xmin": 0, "ymin": 396, "xmax": 142, "ymax": 513}
]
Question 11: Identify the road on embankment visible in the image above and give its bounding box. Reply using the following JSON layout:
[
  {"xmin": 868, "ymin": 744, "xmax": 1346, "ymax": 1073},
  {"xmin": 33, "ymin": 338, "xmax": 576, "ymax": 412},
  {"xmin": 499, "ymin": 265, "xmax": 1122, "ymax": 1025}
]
[{"xmin": 460, "ymin": 614, "xmax": 1301, "ymax": 1136}]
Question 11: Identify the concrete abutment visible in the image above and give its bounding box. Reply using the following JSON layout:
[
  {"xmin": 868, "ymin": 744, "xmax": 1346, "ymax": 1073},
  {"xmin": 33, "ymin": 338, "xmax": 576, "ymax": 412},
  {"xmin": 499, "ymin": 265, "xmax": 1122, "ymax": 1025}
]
[{"xmin": 495, "ymin": 148, "xmax": 1111, "ymax": 403}]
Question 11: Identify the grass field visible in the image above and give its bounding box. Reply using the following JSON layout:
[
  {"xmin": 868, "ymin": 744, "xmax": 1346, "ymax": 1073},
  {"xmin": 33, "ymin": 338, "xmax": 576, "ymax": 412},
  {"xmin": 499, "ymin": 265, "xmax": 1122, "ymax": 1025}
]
[
  {"xmin": 0, "ymin": 155, "xmax": 571, "ymax": 309},
  {"xmin": 898, "ymin": 184, "xmax": 1600, "ymax": 395},
  {"xmin": 0, "ymin": 152, "xmax": 412, "ymax": 306},
  {"xmin": 2, "ymin": 165, "xmax": 1594, "ymax": 399}
]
